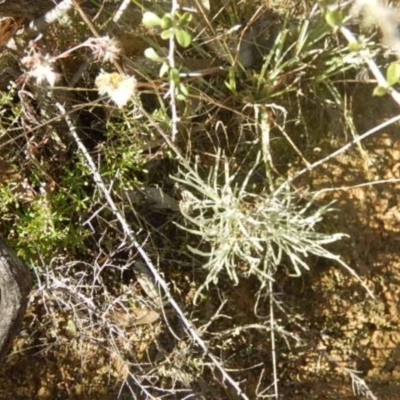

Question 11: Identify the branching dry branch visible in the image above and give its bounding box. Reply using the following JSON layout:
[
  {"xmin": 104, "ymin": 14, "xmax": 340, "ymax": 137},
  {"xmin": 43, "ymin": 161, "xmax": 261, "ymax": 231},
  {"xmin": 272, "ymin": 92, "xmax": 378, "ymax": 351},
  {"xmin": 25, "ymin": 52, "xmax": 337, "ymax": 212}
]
[
  {"xmin": 167, "ymin": 0, "xmax": 179, "ymax": 142},
  {"xmin": 55, "ymin": 102, "xmax": 250, "ymax": 400}
]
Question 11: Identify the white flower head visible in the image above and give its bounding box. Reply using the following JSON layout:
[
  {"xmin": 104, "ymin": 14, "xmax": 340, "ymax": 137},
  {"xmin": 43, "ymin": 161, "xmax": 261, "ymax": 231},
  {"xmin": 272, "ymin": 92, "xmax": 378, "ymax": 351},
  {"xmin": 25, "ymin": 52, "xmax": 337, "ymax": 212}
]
[
  {"xmin": 86, "ymin": 36, "xmax": 121, "ymax": 63},
  {"xmin": 95, "ymin": 72, "xmax": 137, "ymax": 108},
  {"xmin": 21, "ymin": 53, "xmax": 59, "ymax": 87}
]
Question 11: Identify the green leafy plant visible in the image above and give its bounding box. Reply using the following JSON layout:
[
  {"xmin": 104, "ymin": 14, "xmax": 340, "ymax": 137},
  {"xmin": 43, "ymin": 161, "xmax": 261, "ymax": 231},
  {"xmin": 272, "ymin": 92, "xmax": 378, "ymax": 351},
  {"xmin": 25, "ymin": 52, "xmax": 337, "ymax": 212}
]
[
  {"xmin": 142, "ymin": 11, "xmax": 193, "ymax": 48},
  {"xmin": 142, "ymin": 10, "xmax": 192, "ymax": 101}
]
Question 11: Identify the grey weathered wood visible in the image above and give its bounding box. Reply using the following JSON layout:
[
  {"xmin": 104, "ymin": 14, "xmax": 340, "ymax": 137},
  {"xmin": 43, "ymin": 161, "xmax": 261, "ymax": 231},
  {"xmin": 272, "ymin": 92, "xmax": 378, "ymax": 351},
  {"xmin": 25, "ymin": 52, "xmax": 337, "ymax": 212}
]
[{"xmin": 0, "ymin": 238, "xmax": 32, "ymax": 361}]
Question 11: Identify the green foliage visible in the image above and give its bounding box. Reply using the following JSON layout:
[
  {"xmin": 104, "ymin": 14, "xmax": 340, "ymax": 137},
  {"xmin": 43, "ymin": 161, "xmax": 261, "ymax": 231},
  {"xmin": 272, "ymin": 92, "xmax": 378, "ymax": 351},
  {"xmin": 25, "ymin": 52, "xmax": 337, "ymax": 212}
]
[
  {"xmin": 142, "ymin": 11, "xmax": 163, "ymax": 28},
  {"xmin": 242, "ymin": 14, "xmax": 358, "ymax": 103},
  {"xmin": 0, "ymin": 90, "xmax": 21, "ymax": 130},
  {"xmin": 325, "ymin": 9, "xmax": 344, "ymax": 28},
  {"xmin": 101, "ymin": 116, "xmax": 147, "ymax": 189},
  {"xmin": 143, "ymin": 9, "xmax": 193, "ymax": 97},
  {"xmin": 386, "ymin": 62, "xmax": 400, "ymax": 86},
  {"xmin": 144, "ymin": 47, "xmax": 164, "ymax": 62},
  {"xmin": 15, "ymin": 193, "xmax": 89, "ymax": 260},
  {"xmin": 373, "ymin": 85, "xmax": 389, "ymax": 96},
  {"xmin": 0, "ymin": 159, "xmax": 93, "ymax": 261},
  {"xmin": 142, "ymin": 10, "xmax": 193, "ymax": 48}
]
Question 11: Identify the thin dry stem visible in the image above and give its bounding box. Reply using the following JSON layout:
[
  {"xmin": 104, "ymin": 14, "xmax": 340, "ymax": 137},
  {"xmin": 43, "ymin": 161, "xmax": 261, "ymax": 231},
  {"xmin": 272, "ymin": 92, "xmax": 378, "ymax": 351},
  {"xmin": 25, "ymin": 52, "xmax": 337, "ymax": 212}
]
[
  {"xmin": 55, "ymin": 102, "xmax": 250, "ymax": 400},
  {"xmin": 167, "ymin": 0, "xmax": 180, "ymax": 142}
]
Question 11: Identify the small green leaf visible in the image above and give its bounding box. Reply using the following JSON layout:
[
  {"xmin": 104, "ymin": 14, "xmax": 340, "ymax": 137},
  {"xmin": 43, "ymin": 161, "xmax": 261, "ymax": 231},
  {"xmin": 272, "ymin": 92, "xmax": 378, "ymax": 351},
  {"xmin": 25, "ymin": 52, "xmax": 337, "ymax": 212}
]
[
  {"xmin": 159, "ymin": 62, "xmax": 169, "ymax": 77},
  {"xmin": 224, "ymin": 68, "xmax": 237, "ymax": 93},
  {"xmin": 176, "ymin": 92, "xmax": 187, "ymax": 101},
  {"xmin": 373, "ymin": 85, "xmax": 388, "ymax": 96},
  {"xmin": 325, "ymin": 10, "xmax": 343, "ymax": 28},
  {"xmin": 142, "ymin": 11, "xmax": 162, "ymax": 27},
  {"xmin": 178, "ymin": 12, "xmax": 193, "ymax": 26},
  {"xmin": 161, "ymin": 14, "xmax": 174, "ymax": 30},
  {"xmin": 144, "ymin": 47, "xmax": 162, "ymax": 62},
  {"xmin": 65, "ymin": 319, "xmax": 77, "ymax": 336},
  {"xmin": 347, "ymin": 41, "xmax": 360, "ymax": 52},
  {"xmin": 161, "ymin": 29, "xmax": 174, "ymax": 40},
  {"xmin": 169, "ymin": 68, "xmax": 180, "ymax": 83},
  {"xmin": 386, "ymin": 62, "xmax": 400, "ymax": 86},
  {"xmin": 179, "ymin": 83, "xmax": 189, "ymax": 97},
  {"xmin": 175, "ymin": 29, "xmax": 192, "ymax": 48}
]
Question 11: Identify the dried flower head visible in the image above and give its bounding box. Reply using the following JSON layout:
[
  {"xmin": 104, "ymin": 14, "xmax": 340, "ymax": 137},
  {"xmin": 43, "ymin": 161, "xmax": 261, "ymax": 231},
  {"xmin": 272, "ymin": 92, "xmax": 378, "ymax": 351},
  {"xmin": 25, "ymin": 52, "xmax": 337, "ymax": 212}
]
[
  {"xmin": 85, "ymin": 36, "xmax": 121, "ymax": 63},
  {"xmin": 21, "ymin": 52, "xmax": 59, "ymax": 86},
  {"xmin": 95, "ymin": 71, "xmax": 137, "ymax": 107}
]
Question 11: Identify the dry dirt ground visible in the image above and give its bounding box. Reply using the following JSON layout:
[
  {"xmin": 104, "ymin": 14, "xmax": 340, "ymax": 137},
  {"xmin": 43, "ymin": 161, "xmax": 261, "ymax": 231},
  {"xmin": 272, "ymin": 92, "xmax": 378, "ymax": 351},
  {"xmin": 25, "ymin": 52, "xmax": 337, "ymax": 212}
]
[{"xmin": 281, "ymin": 85, "xmax": 400, "ymax": 399}]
